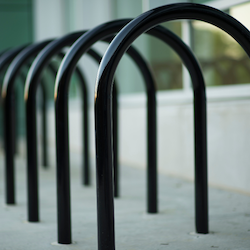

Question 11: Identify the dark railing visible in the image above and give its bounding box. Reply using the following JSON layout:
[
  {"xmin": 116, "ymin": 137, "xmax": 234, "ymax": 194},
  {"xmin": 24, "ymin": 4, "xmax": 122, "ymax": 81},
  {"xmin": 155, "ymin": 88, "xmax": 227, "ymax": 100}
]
[
  {"xmin": 94, "ymin": 3, "xmax": 250, "ymax": 249},
  {"xmin": 0, "ymin": 47, "xmax": 28, "ymax": 146},
  {"xmin": 24, "ymin": 35, "xmax": 116, "ymax": 222},
  {"xmin": 41, "ymin": 55, "xmax": 88, "ymax": 171},
  {"xmin": 1, "ymin": 3, "xmax": 249, "ymax": 249},
  {"xmin": 54, "ymin": 33, "xmax": 157, "ymax": 244},
  {"xmin": 54, "ymin": 19, "xmax": 207, "ymax": 243},
  {"xmin": 1, "ymin": 40, "xmax": 52, "ymax": 205}
]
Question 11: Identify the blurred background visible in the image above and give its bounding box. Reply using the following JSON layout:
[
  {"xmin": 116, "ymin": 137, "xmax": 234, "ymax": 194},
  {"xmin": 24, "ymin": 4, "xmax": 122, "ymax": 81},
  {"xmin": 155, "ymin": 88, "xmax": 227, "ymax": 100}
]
[{"xmin": 0, "ymin": 0, "xmax": 249, "ymax": 194}]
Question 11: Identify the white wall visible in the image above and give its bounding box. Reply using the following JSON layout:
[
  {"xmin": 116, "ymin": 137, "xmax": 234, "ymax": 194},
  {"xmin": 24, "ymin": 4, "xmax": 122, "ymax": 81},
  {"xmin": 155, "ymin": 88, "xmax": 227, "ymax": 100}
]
[{"xmin": 43, "ymin": 84, "xmax": 250, "ymax": 194}]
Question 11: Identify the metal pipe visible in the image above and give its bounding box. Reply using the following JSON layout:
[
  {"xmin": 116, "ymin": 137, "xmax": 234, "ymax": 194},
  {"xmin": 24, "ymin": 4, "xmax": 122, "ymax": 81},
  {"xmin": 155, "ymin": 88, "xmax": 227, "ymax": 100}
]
[
  {"xmin": 87, "ymin": 40, "xmax": 157, "ymax": 201},
  {"xmin": 50, "ymin": 54, "xmax": 90, "ymax": 184},
  {"xmin": 83, "ymin": 48, "xmax": 121, "ymax": 197},
  {"xmin": 24, "ymin": 34, "xmax": 83, "ymax": 226},
  {"xmin": 39, "ymin": 78, "xmax": 48, "ymax": 167},
  {"xmin": 1, "ymin": 40, "xmax": 52, "ymax": 206},
  {"xmin": 54, "ymin": 34, "xmax": 157, "ymax": 243},
  {"xmin": 0, "ymin": 46, "xmax": 27, "ymax": 73},
  {"xmin": 54, "ymin": 19, "xmax": 207, "ymax": 247},
  {"xmin": 0, "ymin": 47, "xmax": 28, "ymax": 155},
  {"xmin": 24, "ymin": 29, "xmax": 154, "ymax": 243},
  {"xmin": 24, "ymin": 32, "xmax": 102, "ymax": 228},
  {"xmin": 94, "ymin": 4, "xmax": 250, "ymax": 248}
]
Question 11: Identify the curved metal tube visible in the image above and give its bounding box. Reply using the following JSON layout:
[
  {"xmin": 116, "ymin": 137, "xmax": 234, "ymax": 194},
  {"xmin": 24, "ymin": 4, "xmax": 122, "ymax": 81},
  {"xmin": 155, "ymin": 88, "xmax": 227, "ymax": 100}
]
[
  {"xmin": 94, "ymin": 4, "xmax": 250, "ymax": 249},
  {"xmin": 41, "ymin": 58, "xmax": 89, "ymax": 171},
  {"xmin": 24, "ymin": 34, "xmax": 83, "ymax": 225},
  {"xmin": 86, "ymin": 42, "xmax": 155, "ymax": 201},
  {"xmin": 53, "ymin": 53, "xmax": 90, "ymax": 184},
  {"xmin": 1, "ymin": 40, "xmax": 52, "ymax": 205},
  {"xmin": 24, "ymin": 33, "xmax": 104, "ymax": 223},
  {"xmin": 55, "ymin": 35, "xmax": 157, "ymax": 244},
  {"xmin": 55, "ymin": 19, "xmax": 206, "ymax": 243},
  {"xmin": 25, "ymin": 29, "xmax": 156, "ymax": 242},
  {"xmin": 39, "ymin": 77, "xmax": 48, "ymax": 167},
  {"xmin": 84, "ymin": 48, "xmax": 119, "ymax": 198},
  {"xmin": 0, "ymin": 46, "xmax": 27, "ymax": 72},
  {"xmin": 0, "ymin": 47, "xmax": 27, "ymax": 156}
]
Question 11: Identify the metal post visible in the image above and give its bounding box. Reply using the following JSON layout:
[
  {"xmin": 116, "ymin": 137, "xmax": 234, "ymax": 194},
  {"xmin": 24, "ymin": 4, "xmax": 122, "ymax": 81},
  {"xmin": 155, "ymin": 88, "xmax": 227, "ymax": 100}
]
[
  {"xmin": 93, "ymin": 4, "xmax": 250, "ymax": 247},
  {"xmin": 24, "ymin": 32, "xmax": 116, "ymax": 243},
  {"xmin": 74, "ymin": 66, "xmax": 90, "ymax": 185},
  {"xmin": 0, "ymin": 46, "xmax": 27, "ymax": 73},
  {"xmin": 24, "ymin": 34, "xmax": 84, "ymax": 227},
  {"xmin": 0, "ymin": 47, "xmax": 27, "ymax": 155},
  {"xmin": 43, "ymin": 56, "xmax": 88, "ymax": 172},
  {"xmin": 54, "ymin": 18, "xmax": 207, "ymax": 249},
  {"xmin": 54, "ymin": 27, "xmax": 157, "ymax": 244},
  {"xmin": 83, "ymin": 48, "xmax": 120, "ymax": 196},
  {"xmin": 40, "ymin": 79, "xmax": 48, "ymax": 167},
  {"xmin": 1, "ymin": 41, "xmax": 51, "ymax": 206}
]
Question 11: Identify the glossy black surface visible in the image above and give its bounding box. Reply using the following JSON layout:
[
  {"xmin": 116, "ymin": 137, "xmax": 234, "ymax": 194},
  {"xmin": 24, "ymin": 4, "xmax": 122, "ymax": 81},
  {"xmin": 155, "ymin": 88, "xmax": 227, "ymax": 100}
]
[
  {"xmin": 103, "ymin": 35, "xmax": 157, "ymax": 205},
  {"xmin": 95, "ymin": 3, "xmax": 250, "ymax": 249},
  {"xmin": 0, "ymin": 46, "xmax": 27, "ymax": 72},
  {"xmin": 53, "ymin": 31, "xmax": 156, "ymax": 243},
  {"xmin": 55, "ymin": 18, "xmax": 207, "ymax": 248},
  {"xmin": 1, "ymin": 40, "xmax": 52, "ymax": 205},
  {"xmin": 0, "ymin": 46, "xmax": 27, "ymax": 156},
  {"xmin": 24, "ymin": 32, "xmax": 121, "ymax": 243},
  {"xmin": 24, "ymin": 45, "xmax": 89, "ymax": 225},
  {"xmin": 24, "ymin": 33, "xmax": 86, "ymax": 227}
]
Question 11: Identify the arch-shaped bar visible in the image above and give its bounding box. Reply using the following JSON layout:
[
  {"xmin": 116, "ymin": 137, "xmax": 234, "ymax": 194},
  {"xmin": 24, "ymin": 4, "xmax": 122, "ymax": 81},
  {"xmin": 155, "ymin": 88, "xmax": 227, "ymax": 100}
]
[
  {"xmin": 55, "ymin": 19, "xmax": 206, "ymax": 243},
  {"xmin": 41, "ymin": 55, "xmax": 89, "ymax": 170},
  {"xmin": 1, "ymin": 40, "xmax": 52, "ymax": 205},
  {"xmin": 0, "ymin": 47, "xmax": 28, "ymax": 159},
  {"xmin": 0, "ymin": 46, "xmax": 27, "ymax": 73},
  {"xmin": 89, "ymin": 37, "xmax": 157, "ymax": 200},
  {"xmin": 24, "ymin": 33, "xmax": 118, "ymax": 222},
  {"xmin": 24, "ymin": 30, "xmax": 153, "ymax": 218},
  {"xmin": 25, "ymin": 41, "xmax": 118, "ymax": 221},
  {"xmin": 94, "ymin": 3, "xmax": 250, "ymax": 249},
  {"xmin": 33, "ymin": 28, "xmax": 154, "ymax": 243}
]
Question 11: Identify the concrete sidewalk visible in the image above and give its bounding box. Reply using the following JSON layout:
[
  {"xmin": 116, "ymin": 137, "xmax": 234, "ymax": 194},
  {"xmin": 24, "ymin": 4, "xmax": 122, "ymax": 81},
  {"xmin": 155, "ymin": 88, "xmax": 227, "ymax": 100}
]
[{"xmin": 0, "ymin": 155, "xmax": 250, "ymax": 249}]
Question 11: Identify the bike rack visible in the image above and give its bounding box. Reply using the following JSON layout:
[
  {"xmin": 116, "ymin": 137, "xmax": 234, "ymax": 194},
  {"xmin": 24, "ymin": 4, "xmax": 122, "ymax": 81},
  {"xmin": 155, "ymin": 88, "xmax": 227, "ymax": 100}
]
[
  {"xmin": 79, "ymin": 48, "xmax": 119, "ymax": 193},
  {"xmin": 0, "ymin": 3, "xmax": 248, "ymax": 249},
  {"xmin": 54, "ymin": 19, "xmax": 206, "ymax": 244},
  {"xmin": 0, "ymin": 46, "xmax": 27, "ymax": 72},
  {"xmin": 94, "ymin": 3, "xmax": 250, "ymax": 249},
  {"xmin": 51, "ymin": 33, "xmax": 156, "ymax": 244},
  {"xmin": 13, "ymin": 63, "xmax": 51, "ymax": 161},
  {"xmin": 2, "ymin": 58, "xmax": 62, "ymax": 168},
  {"xmin": 40, "ymin": 55, "xmax": 88, "ymax": 169},
  {"xmin": 24, "ymin": 39, "xmax": 112, "ymax": 222},
  {"xmin": 1, "ymin": 40, "xmax": 52, "ymax": 205},
  {"xmin": 89, "ymin": 37, "xmax": 157, "ymax": 200}
]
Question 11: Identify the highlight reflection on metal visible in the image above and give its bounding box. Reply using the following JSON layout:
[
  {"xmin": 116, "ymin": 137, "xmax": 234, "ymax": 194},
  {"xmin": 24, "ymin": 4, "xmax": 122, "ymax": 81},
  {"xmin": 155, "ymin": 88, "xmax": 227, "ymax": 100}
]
[
  {"xmin": 54, "ymin": 18, "xmax": 207, "ymax": 245},
  {"xmin": 1, "ymin": 40, "xmax": 52, "ymax": 205}
]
